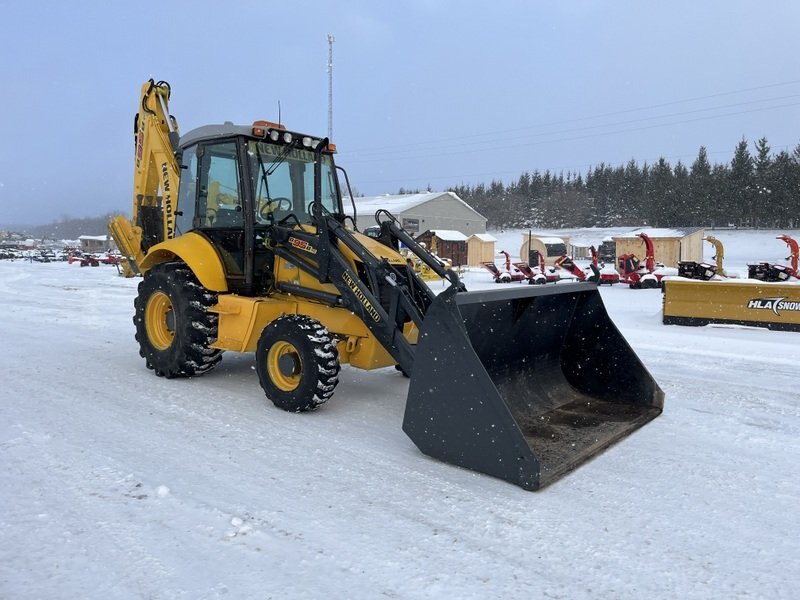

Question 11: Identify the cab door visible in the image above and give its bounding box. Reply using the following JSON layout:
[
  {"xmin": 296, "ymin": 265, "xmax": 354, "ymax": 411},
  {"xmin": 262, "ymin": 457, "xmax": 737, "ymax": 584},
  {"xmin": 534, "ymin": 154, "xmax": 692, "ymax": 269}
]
[{"xmin": 195, "ymin": 140, "xmax": 248, "ymax": 289}]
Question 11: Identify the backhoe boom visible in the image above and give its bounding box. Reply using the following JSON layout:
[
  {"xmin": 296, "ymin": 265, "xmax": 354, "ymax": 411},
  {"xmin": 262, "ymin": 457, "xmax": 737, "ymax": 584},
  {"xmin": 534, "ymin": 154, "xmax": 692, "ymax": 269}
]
[{"xmin": 109, "ymin": 79, "xmax": 181, "ymax": 274}]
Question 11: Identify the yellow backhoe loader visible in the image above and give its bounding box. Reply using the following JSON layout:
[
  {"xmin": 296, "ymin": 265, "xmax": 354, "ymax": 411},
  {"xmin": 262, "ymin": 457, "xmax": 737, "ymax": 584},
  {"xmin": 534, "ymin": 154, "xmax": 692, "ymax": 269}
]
[{"xmin": 110, "ymin": 80, "xmax": 663, "ymax": 490}]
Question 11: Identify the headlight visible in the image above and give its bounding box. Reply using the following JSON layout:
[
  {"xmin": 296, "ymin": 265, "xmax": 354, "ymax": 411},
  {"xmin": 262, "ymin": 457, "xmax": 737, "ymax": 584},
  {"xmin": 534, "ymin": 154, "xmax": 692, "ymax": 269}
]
[
  {"xmin": 269, "ymin": 129, "xmax": 280, "ymax": 142},
  {"xmin": 282, "ymin": 132, "xmax": 293, "ymax": 144}
]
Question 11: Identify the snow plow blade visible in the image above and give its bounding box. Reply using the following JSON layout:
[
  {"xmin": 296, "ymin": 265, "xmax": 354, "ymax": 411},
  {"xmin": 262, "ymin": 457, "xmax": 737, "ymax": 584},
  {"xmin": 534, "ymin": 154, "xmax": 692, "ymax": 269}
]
[{"xmin": 403, "ymin": 282, "xmax": 663, "ymax": 491}]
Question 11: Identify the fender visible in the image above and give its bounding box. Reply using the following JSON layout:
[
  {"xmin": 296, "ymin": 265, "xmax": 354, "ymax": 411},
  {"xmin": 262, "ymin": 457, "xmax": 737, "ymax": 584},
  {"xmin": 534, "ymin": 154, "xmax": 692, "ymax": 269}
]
[{"xmin": 139, "ymin": 232, "xmax": 228, "ymax": 292}]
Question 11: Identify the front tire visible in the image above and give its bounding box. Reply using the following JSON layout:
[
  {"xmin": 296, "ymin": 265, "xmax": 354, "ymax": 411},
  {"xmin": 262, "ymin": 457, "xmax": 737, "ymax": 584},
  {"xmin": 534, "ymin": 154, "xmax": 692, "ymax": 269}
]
[
  {"xmin": 255, "ymin": 315, "xmax": 340, "ymax": 412},
  {"xmin": 133, "ymin": 262, "xmax": 222, "ymax": 378}
]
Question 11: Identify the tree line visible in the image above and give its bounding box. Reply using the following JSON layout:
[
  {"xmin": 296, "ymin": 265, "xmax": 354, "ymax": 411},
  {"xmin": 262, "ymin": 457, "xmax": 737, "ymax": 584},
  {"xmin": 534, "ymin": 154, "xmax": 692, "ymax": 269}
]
[
  {"xmin": 15, "ymin": 136, "xmax": 800, "ymax": 238},
  {"xmin": 446, "ymin": 137, "xmax": 800, "ymax": 230},
  {"xmin": 10, "ymin": 213, "xmax": 121, "ymax": 240}
]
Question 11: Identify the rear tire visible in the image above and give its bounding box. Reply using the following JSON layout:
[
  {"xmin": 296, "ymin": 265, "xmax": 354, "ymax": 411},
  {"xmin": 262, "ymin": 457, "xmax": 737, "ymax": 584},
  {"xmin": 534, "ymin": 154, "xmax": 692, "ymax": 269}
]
[
  {"xmin": 133, "ymin": 262, "xmax": 222, "ymax": 378},
  {"xmin": 255, "ymin": 315, "xmax": 340, "ymax": 412}
]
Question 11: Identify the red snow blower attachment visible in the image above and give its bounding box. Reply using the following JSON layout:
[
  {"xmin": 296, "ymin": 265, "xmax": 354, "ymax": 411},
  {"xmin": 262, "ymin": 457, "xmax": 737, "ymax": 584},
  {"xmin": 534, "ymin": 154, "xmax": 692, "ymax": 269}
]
[
  {"xmin": 747, "ymin": 235, "xmax": 799, "ymax": 282},
  {"xmin": 554, "ymin": 255, "xmax": 601, "ymax": 282},
  {"xmin": 480, "ymin": 250, "xmax": 529, "ymax": 283}
]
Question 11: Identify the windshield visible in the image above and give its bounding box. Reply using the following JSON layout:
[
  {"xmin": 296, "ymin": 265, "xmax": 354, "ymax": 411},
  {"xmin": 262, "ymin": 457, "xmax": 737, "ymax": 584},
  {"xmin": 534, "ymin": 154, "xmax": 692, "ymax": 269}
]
[{"xmin": 248, "ymin": 141, "xmax": 340, "ymax": 224}]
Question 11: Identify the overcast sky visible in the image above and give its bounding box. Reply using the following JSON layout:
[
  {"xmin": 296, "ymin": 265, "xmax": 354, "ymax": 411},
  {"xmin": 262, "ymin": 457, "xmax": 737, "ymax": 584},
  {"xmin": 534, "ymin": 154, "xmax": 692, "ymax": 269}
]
[{"xmin": 1, "ymin": 0, "xmax": 799, "ymax": 225}]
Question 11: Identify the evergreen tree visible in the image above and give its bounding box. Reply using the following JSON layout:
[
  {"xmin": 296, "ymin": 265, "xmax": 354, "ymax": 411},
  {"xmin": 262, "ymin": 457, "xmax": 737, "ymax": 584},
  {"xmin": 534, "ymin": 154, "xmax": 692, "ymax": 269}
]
[
  {"xmin": 710, "ymin": 164, "xmax": 729, "ymax": 225},
  {"xmin": 689, "ymin": 146, "xmax": 713, "ymax": 226},
  {"xmin": 586, "ymin": 164, "xmax": 611, "ymax": 225},
  {"xmin": 672, "ymin": 161, "xmax": 690, "ymax": 225},
  {"xmin": 729, "ymin": 138, "xmax": 754, "ymax": 227},
  {"xmin": 647, "ymin": 158, "xmax": 674, "ymax": 226},
  {"xmin": 769, "ymin": 150, "xmax": 793, "ymax": 228},
  {"xmin": 619, "ymin": 160, "xmax": 643, "ymax": 225},
  {"xmin": 752, "ymin": 137, "xmax": 772, "ymax": 228},
  {"xmin": 449, "ymin": 135, "xmax": 799, "ymax": 230}
]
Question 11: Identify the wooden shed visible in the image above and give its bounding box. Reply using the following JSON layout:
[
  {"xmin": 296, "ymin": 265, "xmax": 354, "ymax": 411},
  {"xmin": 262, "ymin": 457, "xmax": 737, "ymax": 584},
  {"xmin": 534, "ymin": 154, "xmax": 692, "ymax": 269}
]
[
  {"xmin": 519, "ymin": 234, "xmax": 570, "ymax": 266},
  {"xmin": 416, "ymin": 229, "xmax": 469, "ymax": 266},
  {"xmin": 572, "ymin": 243, "xmax": 590, "ymax": 260},
  {"xmin": 466, "ymin": 233, "xmax": 497, "ymax": 266},
  {"xmin": 612, "ymin": 227, "xmax": 705, "ymax": 267},
  {"xmin": 79, "ymin": 235, "xmax": 113, "ymax": 253}
]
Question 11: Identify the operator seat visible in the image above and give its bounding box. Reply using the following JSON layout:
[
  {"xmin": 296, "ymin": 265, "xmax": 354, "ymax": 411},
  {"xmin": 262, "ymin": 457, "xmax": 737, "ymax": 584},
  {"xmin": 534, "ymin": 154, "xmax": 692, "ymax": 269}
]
[{"xmin": 207, "ymin": 181, "xmax": 242, "ymax": 227}]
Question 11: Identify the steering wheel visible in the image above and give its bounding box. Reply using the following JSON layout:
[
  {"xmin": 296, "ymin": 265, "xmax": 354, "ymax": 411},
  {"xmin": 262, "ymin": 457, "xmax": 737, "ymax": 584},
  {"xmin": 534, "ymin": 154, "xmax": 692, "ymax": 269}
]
[{"xmin": 258, "ymin": 197, "xmax": 292, "ymax": 221}]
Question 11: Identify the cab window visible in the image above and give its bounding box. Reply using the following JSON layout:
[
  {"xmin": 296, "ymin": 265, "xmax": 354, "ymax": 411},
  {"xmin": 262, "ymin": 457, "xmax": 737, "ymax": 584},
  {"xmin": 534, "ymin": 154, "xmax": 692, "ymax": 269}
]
[
  {"xmin": 198, "ymin": 142, "xmax": 242, "ymax": 228},
  {"xmin": 176, "ymin": 145, "xmax": 197, "ymax": 235},
  {"xmin": 248, "ymin": 141, "xmax": 340, "ymax": 224}
]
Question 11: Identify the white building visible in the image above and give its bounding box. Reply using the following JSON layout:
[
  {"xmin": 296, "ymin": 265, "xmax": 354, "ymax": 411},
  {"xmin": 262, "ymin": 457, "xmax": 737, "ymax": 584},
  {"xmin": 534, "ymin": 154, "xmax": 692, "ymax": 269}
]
[
  {"xmin": 346, "ymin": 192, "xmax": 487, "ymax": 236},
  {"xmin": 79, "ymin": 235, "xmax": 114, "ymax": 253}
]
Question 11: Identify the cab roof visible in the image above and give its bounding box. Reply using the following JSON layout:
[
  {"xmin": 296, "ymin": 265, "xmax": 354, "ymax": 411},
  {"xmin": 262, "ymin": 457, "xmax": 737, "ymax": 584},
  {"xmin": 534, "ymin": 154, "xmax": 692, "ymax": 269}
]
[
  {"xmin": 179, "ymin": 122, "xmax": 327, "ymax": 150},
  {"xmin": 179, "ymin": 123, "xmax": 255, "ymax": 148}
]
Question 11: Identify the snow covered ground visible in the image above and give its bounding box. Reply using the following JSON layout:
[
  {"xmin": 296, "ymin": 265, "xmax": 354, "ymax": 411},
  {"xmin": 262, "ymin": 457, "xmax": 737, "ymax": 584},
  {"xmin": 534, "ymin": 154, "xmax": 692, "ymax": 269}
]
[{"xmin": 1, "ymin": 228, "xmax": 798, "ymax": 599}]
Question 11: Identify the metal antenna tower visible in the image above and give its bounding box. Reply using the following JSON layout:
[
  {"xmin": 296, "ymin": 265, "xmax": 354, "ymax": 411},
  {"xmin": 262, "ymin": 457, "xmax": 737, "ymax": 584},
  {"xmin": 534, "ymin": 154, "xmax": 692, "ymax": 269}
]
[{"xmin": 327, "ymin": 34, "xmax": 335, "ymax": 140}]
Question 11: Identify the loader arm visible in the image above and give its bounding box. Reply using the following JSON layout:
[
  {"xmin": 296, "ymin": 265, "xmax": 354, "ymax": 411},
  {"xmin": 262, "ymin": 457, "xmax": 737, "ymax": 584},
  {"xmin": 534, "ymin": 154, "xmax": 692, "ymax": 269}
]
[
  {"xmin": 372, "ymin": 209, "xmax": 464, "ymax": 289},
  {"xmin": 109, "ymin": 79, "xmax": 182, "ymax": 274},
  {"xmin": 267, "ymin": 213, "xmax": 444, "ymax": 376},
  {"xmin": 266, "ymin": 137, "xmax": 464, "ymax": 377}
]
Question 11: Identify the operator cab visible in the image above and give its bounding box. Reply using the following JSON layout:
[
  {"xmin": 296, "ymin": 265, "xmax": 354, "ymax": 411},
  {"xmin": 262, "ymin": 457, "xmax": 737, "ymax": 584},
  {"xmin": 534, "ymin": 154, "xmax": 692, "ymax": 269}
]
[{"xmin": 173, "ymin": 122, "xmax": 347, "ymax": 295}]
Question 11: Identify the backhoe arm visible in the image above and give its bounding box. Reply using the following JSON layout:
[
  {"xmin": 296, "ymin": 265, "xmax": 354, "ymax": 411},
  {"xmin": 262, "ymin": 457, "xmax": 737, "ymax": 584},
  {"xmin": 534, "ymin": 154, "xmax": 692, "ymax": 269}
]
[
  {"xmin": 375, "ymin": 210, "xmax": 465, "ymax": 290},
  {"xmin": 109, "ymin": 79, "xmax": 181, "ymax": 275}
]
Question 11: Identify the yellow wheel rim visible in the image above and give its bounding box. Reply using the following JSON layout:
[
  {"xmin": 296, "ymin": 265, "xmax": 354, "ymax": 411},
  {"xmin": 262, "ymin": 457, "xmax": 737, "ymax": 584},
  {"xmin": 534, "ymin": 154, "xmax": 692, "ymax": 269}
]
[
  {"xmin": 267, "ymin": 341, "xmax": 302, "ymax": 392},
  {"xmin": 145, "ymin": 291, "xmax": 174, "ymax": 350}
]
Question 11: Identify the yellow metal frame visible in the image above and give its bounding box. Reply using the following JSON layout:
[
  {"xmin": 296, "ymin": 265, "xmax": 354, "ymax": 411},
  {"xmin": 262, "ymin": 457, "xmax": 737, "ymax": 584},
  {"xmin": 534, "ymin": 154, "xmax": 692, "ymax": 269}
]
[{"xmin": 211, "ymin": 293, "xmax": 418, "ymax": 370}]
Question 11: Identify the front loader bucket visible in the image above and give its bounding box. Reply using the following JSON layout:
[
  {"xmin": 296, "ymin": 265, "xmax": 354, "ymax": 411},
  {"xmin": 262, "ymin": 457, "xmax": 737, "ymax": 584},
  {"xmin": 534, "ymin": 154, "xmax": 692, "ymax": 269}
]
[{"xmin": 403, "ymin": 283, "xmax": 663, "ymax": 491}]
